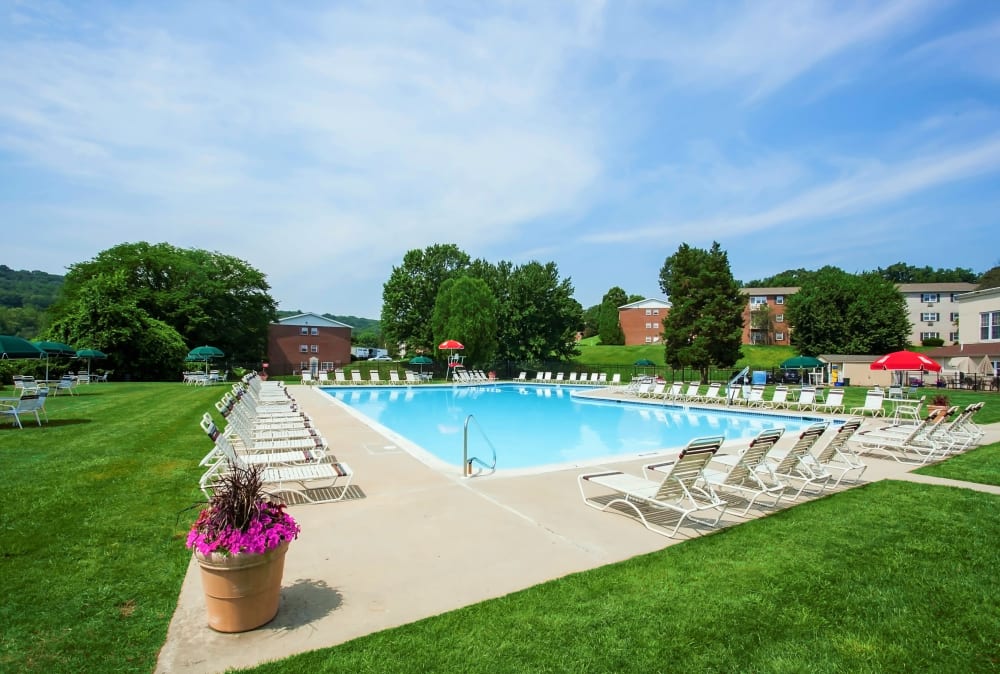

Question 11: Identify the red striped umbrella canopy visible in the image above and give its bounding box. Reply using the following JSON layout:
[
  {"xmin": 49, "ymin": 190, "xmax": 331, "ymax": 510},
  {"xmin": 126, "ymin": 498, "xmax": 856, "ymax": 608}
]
[
  {"xmin": 869, "ymin": 350, "xmax": 941, "ymax": 372},
  {"xmin": 438, "ymin": 339, "xmax": 464, "ymax": 350}
]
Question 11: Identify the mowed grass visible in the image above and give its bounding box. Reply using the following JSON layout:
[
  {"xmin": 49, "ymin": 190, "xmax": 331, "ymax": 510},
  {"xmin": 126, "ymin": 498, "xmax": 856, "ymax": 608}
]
[
  {"xmin": 2, "ymin": 383, "xmax": 999, "ymax": 672},
  {"xmin": 916, "ymin": 441, "xmax": 1000, "ymax": 487},
  {"xmin": 0, "ymin": 383, "xmax": 218, "ymax": 673}
]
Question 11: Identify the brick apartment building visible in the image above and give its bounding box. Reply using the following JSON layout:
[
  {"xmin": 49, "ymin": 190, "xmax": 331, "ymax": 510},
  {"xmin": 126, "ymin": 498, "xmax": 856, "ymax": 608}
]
[
  {"xmin": 740, "ymin": 287, "xmax": 795, "ymax": 345},
  {"xmin": 266, "ymin": 313, "xmax": 352, "ymax": 376},
  {"xmin": 618, "ymin": 298, "xmax": 671, "ymax": 345}
]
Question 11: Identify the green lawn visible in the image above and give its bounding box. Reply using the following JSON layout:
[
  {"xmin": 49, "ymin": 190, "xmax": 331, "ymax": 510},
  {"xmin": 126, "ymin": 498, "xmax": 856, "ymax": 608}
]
[
  {"xmin": 1, "ymin": 383, "xmax": 998, "ymax": 672},
  {"xmin": 915, "ymin": 441, "xmax": 1000, "ymax": 487}
]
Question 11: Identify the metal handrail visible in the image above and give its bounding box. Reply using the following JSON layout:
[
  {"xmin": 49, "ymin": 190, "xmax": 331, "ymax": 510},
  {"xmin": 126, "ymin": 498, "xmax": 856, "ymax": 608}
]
[
  {"xmin": 727, "ymin": 366, "xmax": 750, "ymax": 406},
  {"xmin": 463, "ymin": 414, "xmax": 498, "ymax": 477}
]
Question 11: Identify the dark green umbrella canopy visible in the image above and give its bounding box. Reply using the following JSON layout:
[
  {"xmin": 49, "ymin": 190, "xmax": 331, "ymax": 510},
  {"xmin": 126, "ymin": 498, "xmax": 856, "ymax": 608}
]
[
  {"xmin": 781, "ymin": 355, "xmax": 823, "ymax": 369},
  {"xmin": 409, "ymin": 356, "xmax": 433, "ymax": 365},
  {"xmin": 76, "ymin": 348, "xmax": 108, "ymax": 359},
  {"xmin": 186, "ymin": 345, "xmax": 225, "ymax": 361},
  {"xmin": 33, "ymin": 340, "xmax": 77, "ymax": 357},
  {"xmin": 634, "ymin": 358, "xmax": 657, "ymax": 367},
  {"xmin": 0, "ymin": 335, "xmax": 45, "ymax": 359}
]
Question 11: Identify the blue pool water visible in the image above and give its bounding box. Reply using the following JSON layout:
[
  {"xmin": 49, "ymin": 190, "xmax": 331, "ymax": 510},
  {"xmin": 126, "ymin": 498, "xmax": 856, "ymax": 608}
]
[{"xmin": 321, "ymin": 383, "xmax": 819, "ymax": 471}]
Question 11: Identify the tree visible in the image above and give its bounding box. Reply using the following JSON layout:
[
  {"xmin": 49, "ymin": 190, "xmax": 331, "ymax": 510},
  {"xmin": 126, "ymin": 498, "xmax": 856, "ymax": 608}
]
[
  {"xmin": 749, "ymin": 303, "xmax": 773, "ymax": 345},
  {"xmin": 874, "ymin": 262, "xmax": 978, "ymax": 283},
  {"xmin": 659, "ymin": 242, "xmax": 744, "ymax": 382},
  {"xmin": 581, "ymin": 304, "xmax": 601, "ymax": 338},
  {"xmin": 431, "ymin": 276, "xmax": 498, "ymax": 366},
  {"xmin": 46, "ymin": 242, "xmax": 276, "ymax": 378},
  {"xmin": 45, "ymin": 269, "xmax": 188, "ymax": 379},
  {"xmin": 786, "ymin": 267, "xmax": 909, "ymax": 354},
  {"xmin": 598, "ymin": 287, "xmax": 627, "ymax": 345},
  {"xmin": 977, "ymin": 265, "xmax": 1000, "ymax": 290},
  {"xmin": 380, "ymin": 244, "xmax": 470, "ymax": 353},
  {"xmin": 744, "ymin": 268, "xmax": 822, "ymax": 287}
]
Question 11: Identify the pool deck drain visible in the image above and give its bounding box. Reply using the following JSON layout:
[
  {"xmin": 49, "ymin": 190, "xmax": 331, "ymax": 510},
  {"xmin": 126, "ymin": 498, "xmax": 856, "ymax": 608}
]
[{"xmin": 156, "ymin": 384, "xmax": 1000, "ymax": 673}]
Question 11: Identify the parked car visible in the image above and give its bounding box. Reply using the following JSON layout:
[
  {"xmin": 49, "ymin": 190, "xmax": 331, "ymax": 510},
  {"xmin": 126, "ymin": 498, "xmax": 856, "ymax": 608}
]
[
  {"xmin": 779, "ymin": 370, "xmax": 801, "ymax": 384},
  {"xmin": 369, "ymin": 355, "xmax": 393, "ymax": 362}
]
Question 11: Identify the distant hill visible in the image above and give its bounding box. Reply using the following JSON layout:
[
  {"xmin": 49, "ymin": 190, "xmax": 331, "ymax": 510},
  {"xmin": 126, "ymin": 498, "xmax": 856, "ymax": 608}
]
[
  {"xmin": 275, "ymin": 310, "xmax": 380, "ymax": 335},
  {"xmin": 0, "ymin": 265, "xmax": 64, "ymax": 308}
]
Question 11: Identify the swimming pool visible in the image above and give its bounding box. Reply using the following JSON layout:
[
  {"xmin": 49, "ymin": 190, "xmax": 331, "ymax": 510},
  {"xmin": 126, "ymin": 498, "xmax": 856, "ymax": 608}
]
[{"xmin": 321, "ymin": 383, "xmax": 821, "ymax": 473}]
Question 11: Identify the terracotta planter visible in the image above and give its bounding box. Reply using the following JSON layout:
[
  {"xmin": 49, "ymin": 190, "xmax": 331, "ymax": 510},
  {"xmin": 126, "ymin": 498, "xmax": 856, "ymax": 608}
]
[{"xmin": 195, "ymin": 541, "xmax": 290, "ymax": 633}]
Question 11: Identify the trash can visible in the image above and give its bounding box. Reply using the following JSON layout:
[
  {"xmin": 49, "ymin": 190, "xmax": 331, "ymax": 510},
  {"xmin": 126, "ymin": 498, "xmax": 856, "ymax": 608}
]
[{"xmin": 841, "ymin": 377, "xmax": 851, "ymax": 387}]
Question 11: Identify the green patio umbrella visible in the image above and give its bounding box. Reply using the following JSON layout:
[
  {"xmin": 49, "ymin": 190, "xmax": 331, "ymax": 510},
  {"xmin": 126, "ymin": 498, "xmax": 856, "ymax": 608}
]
[
  {"xmin": 0, "ymin": 335, "xmax": 45, "ymax": 359},
  {"xmin": 780, "ymin": 355, "xmax": 823, "ymax": 369},
  {"xmin": 76, "ymin": 348, "xmax": 108, "ymax": 376},
  {"xmin": 634, "ymin": 358, "xmax": 656, "ymax": 367},
  {"xmin": 409, "ymin": 355, "xmax": 433, "ymax": 373},
  {"xmin": 186, "ymin": 345, "xmax": 225, "ymax": 373},
  {"xmin": 33, "ymin": 340, "xmax": 77, "ymax": 380}
]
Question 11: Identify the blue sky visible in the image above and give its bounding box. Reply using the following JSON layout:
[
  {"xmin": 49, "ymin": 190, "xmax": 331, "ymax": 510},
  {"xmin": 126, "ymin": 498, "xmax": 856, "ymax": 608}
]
[{"xmin": 3, "ymin": 1, "xmax": 999, "ymax": 318}]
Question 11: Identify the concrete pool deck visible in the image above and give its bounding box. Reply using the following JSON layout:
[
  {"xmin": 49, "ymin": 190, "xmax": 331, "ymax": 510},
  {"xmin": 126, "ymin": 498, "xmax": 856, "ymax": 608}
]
[{"xmin": 156, "ymin": 384, "xmax": 1000, "ymax": 673}]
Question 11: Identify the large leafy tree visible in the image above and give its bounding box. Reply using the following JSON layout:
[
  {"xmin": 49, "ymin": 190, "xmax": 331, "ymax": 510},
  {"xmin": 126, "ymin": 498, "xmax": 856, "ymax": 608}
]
[
  {"xmin": 46, "ymin": 242, "xmax": 276, "ymax": 378},
  {"xmin": 598, "ymin": 286, "xmax": 627, "ymax": 345},
  {"xmin": 381, "ymin": 244, "xmax": 470, "ymax": 353},
  {"xmin": 46, "ymin": 269, "xmax": 189, "ymax": 379},
  {"xmin": 786, "ymin": 267, "xmax": 909, "ymax": 354},
  {"xmin": 431, "ymin": 276, "xmax": 498, "ymax": 366},
  {"xmin": 659, "ymin": 242, "xmax": 744, "ymax": 382},
  {"xmin": 475, "ymin": 260, "xmax": 581, "ymax": 364}
]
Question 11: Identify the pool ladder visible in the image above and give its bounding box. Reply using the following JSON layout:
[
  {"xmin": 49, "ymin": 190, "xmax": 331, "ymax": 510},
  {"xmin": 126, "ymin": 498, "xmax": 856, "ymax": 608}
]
[
  {"xmin": 463, "ymin": 414, "xmax": 498, "ymax": 477},
  {"xmin": 727, "ymin": 367, "xmax": 749, "ymax": 405}
]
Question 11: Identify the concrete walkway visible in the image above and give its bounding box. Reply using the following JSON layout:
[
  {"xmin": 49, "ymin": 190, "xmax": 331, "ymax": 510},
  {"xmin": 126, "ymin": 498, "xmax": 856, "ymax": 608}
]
[{"xmin": 155, "ymin": 385, "xmax": 999, "ymax": 673}]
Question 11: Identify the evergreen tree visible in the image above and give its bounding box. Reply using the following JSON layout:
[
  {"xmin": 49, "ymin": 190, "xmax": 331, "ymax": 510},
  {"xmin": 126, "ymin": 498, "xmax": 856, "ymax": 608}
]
[
  {"xmin": 598, "ymin": 287, "xmax": 627, "ymax": 345},
  {"xmin": 658, "ymin": 242, "xmax": 744, "ymax": 382}
]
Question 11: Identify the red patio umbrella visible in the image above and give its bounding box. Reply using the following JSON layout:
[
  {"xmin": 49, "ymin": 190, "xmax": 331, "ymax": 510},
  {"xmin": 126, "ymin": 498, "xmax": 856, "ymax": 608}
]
[
  {"xmin": 438, "ymin": 339, "xmax": 464, "ymax": 350},
  {"xmin": 869, "ymin": 350, "xmax": 942, "ymax": 372}
]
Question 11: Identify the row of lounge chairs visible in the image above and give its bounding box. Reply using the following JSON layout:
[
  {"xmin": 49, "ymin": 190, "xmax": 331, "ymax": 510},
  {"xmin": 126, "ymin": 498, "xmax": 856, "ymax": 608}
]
[
  {"xmin": 303, "ymin": 369, "xmax": 429, "ymax": 385},
  {"xmin": 198, "ymin": 373, "xmax": 354, "ymax": 504},
  {"xmin": 851, "ymin": 402, "xmax": 986, "ymax": 465},
  {"xmin": 623, "ymin": 381, "xmax": 847, "ymax": 413},
  {"xmin": 515, "ymin": 371, "xmax": 618, "ymax": 385},
  {"xmin": 579, "ymin": 419, "xmax": 867, "ymax": 537}
]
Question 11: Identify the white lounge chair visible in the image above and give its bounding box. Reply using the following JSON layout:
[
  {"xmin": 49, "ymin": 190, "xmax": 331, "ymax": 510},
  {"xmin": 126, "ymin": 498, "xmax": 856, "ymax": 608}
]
[
  {"xmin": 850, "ymin": 389, "xmax": 885, "ymax": 417},
  {"xmin": 850, "ymin": 416, "xmax": 946, "ymax": 465},
  {"xmin": 609, "ymin": 373, "xmax": 622, "ymax": 387},
  {"xmin": 814, "ymin": 388, "xmax": 845, "ymax": 414},
  {"xmin": 803, "ymin": 418, "xmax": 866, "ymax": 488},
  {"xmin": 758, "ymin": 423, "xmax": 831, "ymax": 499},
  {"xmin": 301, "ymin": 371, "xmax": 314, "ymax": 385},
  {"xmin": 578, "ymin": 436, "xmax": 727, "ymax": 538},
  {"xmin": 351, "ymin": 370, "xmax": 363, "ymax": 383},
  {"xmin": 792, "ymin": 387, "xmax": 817, "ymax": 411},
  {"xmin": 388, "ymin": 370, "xmax": 401, "ymax": 385},
  {"xmin": 317, "ymin": 371, "xmax": 331, "ymax": 385},
  {"xmin": 767, "ymin": 385, "xmax": 791, "ymax": 409},
  {"xmin": 653, "ymin": 429, "xmax": 786, "ymax": 516},
  {"xmin": 516, "ymin": 372, "xmax": 527, "ymax": 381},
  {"xmin": 201, "ymin": 423, "xmax": 353, "ymax": 504}
]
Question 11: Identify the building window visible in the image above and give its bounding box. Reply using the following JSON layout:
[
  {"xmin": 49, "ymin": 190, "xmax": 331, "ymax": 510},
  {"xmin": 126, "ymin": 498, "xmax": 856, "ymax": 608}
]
[
  {"xmin": 300, "ymin": 327, "xmax": 308, "ymax": 335},
  {"xmin": 644, "ymin": 336, "xmax": 652, "ymax": 344},
  {"xmin": 310, "ymin": 327, "xmax": 319, "ymax": 335},
  {"xmin": 951, "ymin": 293, "xmax": 962, "ymax": 301},
  {"xmin": 310, "ymin": 345, "xmax": 319, "ymax": 353},
  {"xmin": 919, "ymin": 331, "xmax": 940, "ymax": 340},
  {"xmin": 652, "ymin": 322, "xmax": 659, "ymax": 329},
  {"xmin": 921, "ymin": 293, "xmax": 939, "ymax": 303},
  {"xmin": 645, "ymin": 322, "xmax": 652, "ymax": 329},
  {"xmin": 775, "ymin": 314, "xmax": 784, "ymax": 323},
  {"xmin": 652, "ymin": 336, "xmax": 660, "ymax": 343},
  {"xmin": 950, "ymin": 312, "xmax": 959, "ymax": 322},
  {"xmin": 750, "ymin": 296, "xmax": 766, "ymax": 307},
  {"xmin": 949, "ymin": 331, "xmax": 959, "ymax": 342},
  {"xmin": 921, "ymin": 312, "xmax": 940, "ymax": 322},
  {"xmin": 652, "ymin": 309, "xmax": 659, "ymax": 315},
  {"xmin": 774, "ymin": 332, "xmax": 785, "ymax": 341},
  {"xmin": 645, "ymin": 309, "xmax": 652, "ymax": 315},
  {"xmin": 775, "ymin": 295, "xmax": 784, "ymax": 305},
  {"xmin": 981, "ymin": 311, "xmax": 1000, "ymax": 341},
  {"xmin": 299, "ymin": 344, "xmax": 308, "ymax": 353}
]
